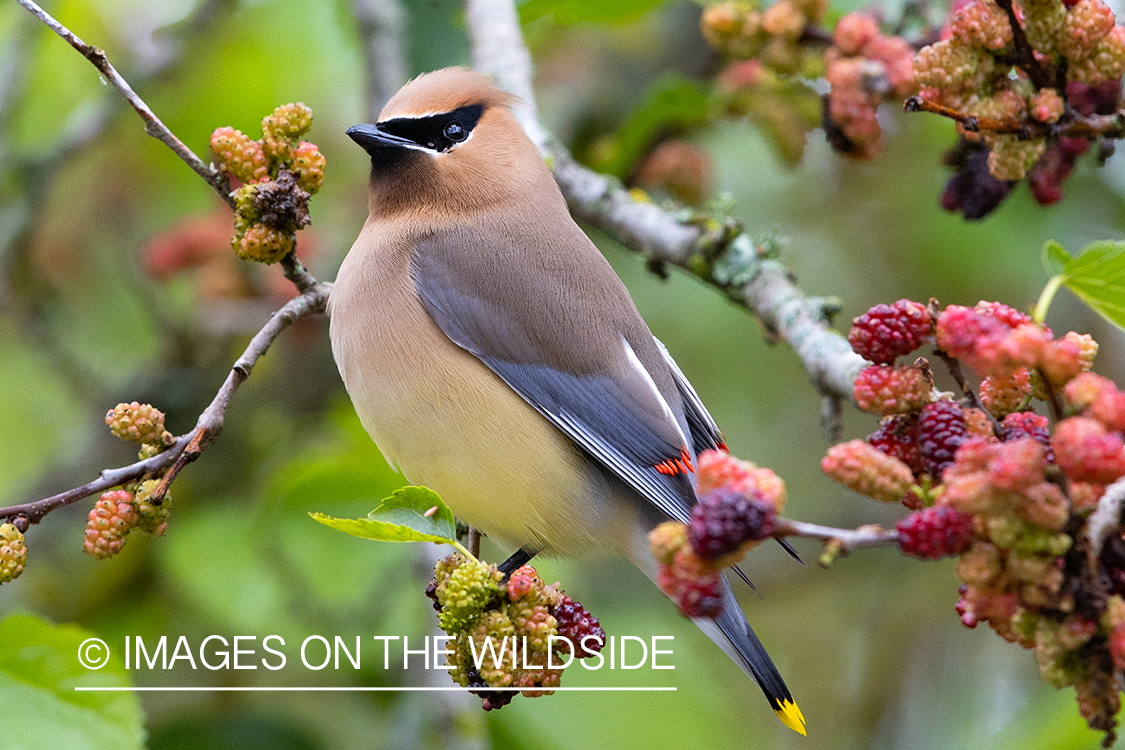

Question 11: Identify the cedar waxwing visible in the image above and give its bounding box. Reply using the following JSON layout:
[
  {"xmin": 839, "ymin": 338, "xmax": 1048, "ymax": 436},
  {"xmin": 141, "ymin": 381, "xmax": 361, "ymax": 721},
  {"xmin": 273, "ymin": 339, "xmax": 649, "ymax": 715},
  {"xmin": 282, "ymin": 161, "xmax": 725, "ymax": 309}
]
[{"xmin": 329, "ymin": 67, "xmax": 804, "ymax": 735}]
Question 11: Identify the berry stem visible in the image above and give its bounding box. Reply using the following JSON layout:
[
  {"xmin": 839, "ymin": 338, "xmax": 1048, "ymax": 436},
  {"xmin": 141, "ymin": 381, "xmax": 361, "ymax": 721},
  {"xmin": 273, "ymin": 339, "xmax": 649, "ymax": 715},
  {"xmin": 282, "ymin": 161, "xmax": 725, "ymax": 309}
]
[
  {"xmin": 934, "ymin": 349, "xmax": 1005, "ymax": 438},
  {"xmin": 449, "ymin": 539, "xmax": 477, "ymax": 562},
  {"xmin": 1037, "ymin": 367, "xmax": 1067, "ymax": 423},
  {"xmin": 1034, "ymin": 274, "xmax": 1067, "ymax": 325}
]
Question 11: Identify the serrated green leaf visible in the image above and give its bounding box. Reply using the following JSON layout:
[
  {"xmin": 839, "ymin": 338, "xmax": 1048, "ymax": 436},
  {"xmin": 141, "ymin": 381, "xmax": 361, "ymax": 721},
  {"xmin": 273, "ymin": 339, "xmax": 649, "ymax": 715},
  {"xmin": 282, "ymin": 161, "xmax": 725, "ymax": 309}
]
[
  {"xmin": 0, "ymin": 613, "xmax": 144, "ymax": 750},
  {"xmin": 370, "ymin": 486, "xmax": 456, "ymax": 537},
  {"xmin": 1041, "ymin": 240, "xmax": 1071, "ymax": 277},
  {"xmin": 311, "ymin": 486, "xmax": 457, "ymax": 545},
  {"xmin": 1061, "ymin": 241, "xmax": 1125, "ymax": 331}
]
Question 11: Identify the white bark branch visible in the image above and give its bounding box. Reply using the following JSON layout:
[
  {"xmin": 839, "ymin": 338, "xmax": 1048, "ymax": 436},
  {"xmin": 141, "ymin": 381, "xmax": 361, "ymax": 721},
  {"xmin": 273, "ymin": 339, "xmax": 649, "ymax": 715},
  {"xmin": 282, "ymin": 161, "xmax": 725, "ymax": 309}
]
[{"xmin": 461, "ymin": 0, "xmax": 865, "ymax": 403}]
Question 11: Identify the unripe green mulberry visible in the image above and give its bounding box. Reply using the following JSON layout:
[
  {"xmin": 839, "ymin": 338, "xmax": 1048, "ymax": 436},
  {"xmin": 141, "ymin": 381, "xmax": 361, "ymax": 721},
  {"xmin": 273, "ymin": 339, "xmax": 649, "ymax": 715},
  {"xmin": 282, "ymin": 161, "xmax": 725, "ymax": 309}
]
[
  {"xmin": 446, "ymin": 634, "xmax": 472, "ymax": 687},
  {"xmin": 470, "ymin": 611, "xmax": 518, "ymax": 687},
  {"xmin": 700, "ymin": 3, "xmax": 768, "ymax": 59},
  {"xmin": 510, "ymin": 597, "xmax": 558, "ymax": 653},
  {"xmin": 0, "ymin": 523, "xmax": 27, "ymax": 583},
  {"xmin": 913, "ymin": 40, "xmax": 985, "ymax": 88},
  {"xmin": 232, "ymin": 183, "xmax": 262, "ymax": 218},
  {"xmin": 133, "ymin": 479, "xmax": 171, "ymax": 537},
  {"xmin": 291, "ymin": 141, "xmax": 326, "ymax": 194},
  {"xmin": 211, "ymin": 127, "xmax": 270, "ymax": 184},
  {"xmin": 437, "ymin": 557, "xmax": 500, "ymax": 633},
  {"xmin": 138, "ymin": 443, "xmax": 164, "ymax": 459},
  {"xmin": 1068, "ymin": 25, "xmax": 1125, "ymax": 85},
  {"xmin": 106, "ymin": 402, "xmax": 167, "ymax": 446},
  {"xmin": 262, "ymin": 103, "xmax": 313, "ymax": 162},
  {"xmin": 1020, "ymin": 0, "xmax": 1067, "ymax": 56},
  {"xmin": 238, "ymin": 223, "xmax": 294, "ymax": 264},
  {"xmin": 648, "ymin": 521, "xmax": 688, "ymax": 565},
  {"xmin": 987, "ymin": 136, "xmax": 1046, "ymax": 181},
  {"xmin": 1059, "ymin": 0, "xmax": 1116, "ymax": 60},
  {"xmin": 84, "ymin": 490, "xmax": 139, "ymax": 559},
  {"xmin": 434, "ymin": 553, "xmax": 466, "ymax": 588}
]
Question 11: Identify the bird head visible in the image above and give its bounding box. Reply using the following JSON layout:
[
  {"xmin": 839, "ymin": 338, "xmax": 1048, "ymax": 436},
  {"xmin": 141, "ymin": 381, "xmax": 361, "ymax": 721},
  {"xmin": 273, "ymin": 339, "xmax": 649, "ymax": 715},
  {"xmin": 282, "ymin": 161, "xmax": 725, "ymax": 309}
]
[{"xmin": 347, "ymin": 67, "xmax": 541, "ymax": 217}]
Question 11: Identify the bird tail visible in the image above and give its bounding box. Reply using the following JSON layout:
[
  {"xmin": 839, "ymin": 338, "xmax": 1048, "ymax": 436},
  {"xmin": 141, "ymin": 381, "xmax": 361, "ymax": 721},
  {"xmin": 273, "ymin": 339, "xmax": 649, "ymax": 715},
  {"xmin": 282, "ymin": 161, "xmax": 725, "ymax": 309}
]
[
  {"xmin": 693, "ymin": 575, "xmax": 806, "ymax": 735},
  {"xmin": 626, "ymin": 510, "xmax": 804, "ymax": 734},
  {"xmin": 634, "ymin": 530, "xmax": 810, "ymax": 737}
]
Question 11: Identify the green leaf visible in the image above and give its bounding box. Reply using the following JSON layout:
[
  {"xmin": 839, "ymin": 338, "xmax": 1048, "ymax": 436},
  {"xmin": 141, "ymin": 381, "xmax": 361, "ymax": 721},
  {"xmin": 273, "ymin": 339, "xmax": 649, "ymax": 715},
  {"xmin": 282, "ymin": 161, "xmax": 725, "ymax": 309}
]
[
  {"xmin": 1041, "ymin": 240, "xmax": 1071, "ymax": 277},
  {"xmin": 1061, "ymin": 241, "xmax": 1125, "ymax": 331},
  {"xmin": 311, "ymin": 486, "xmax": 457, "ymax": 545},
  {"xmin": 0, "ymin": 613, "xmax": 144, "ymax": 750}
]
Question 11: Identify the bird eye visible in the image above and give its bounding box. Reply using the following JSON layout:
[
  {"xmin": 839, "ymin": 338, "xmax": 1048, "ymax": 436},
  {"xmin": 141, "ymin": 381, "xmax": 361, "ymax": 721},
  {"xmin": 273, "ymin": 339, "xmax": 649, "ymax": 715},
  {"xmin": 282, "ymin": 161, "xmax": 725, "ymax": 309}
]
[{"xmin": 443, "ymin": 122, "xmax": 466, "ymax": 142}]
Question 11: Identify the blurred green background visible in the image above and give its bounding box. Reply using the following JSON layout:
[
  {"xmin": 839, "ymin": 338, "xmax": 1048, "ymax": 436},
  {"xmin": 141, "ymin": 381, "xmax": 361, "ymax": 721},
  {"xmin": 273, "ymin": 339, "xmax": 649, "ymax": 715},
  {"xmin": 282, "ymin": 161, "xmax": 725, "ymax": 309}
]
[{"xmin": 1, "ymin": 0, "xmax": 1124, "ymax": 748}]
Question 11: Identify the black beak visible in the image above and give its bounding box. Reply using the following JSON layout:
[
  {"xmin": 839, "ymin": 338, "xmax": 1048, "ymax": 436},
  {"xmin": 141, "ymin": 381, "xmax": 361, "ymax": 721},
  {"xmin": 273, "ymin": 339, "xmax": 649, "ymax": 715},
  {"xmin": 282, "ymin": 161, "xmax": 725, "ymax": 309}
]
[{"xmin": 345, "ymin": 123, "xmax": 416, "ymax": 154}]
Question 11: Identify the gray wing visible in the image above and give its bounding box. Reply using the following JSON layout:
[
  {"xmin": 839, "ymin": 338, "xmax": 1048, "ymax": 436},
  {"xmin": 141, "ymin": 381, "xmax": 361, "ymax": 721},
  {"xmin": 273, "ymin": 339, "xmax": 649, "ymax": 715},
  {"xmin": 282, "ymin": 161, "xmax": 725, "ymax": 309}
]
[{"xmin": 411, "ymin": 221, "xmax": 700, "ymax": 524}]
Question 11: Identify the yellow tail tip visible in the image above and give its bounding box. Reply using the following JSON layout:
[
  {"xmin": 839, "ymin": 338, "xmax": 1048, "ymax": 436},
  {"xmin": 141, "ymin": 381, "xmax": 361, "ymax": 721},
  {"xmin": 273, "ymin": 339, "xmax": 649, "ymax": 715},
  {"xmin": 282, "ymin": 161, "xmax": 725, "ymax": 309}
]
[{"xmin": 774, "ymin": 700, "xmax": 806, "ymax": 736}]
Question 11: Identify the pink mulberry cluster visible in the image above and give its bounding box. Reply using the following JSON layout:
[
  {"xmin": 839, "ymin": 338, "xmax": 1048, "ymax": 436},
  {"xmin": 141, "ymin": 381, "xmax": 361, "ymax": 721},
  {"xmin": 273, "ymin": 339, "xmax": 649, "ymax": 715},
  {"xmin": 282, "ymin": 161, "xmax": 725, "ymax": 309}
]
[{"xmin": 824, "ymin": 295, "xmax": 1125, "ymax": 743}]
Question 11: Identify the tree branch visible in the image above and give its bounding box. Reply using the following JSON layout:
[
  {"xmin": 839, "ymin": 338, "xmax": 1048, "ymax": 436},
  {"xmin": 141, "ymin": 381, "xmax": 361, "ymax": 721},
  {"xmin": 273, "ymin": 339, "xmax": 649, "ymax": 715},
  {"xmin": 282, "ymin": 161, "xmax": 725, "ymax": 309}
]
[
  {"xmin": 466, "ymin": 0, "xmax": 542, "ymax": 144},
  {"xmin": 0, "ymin": 284, "xmax": 331, "ymax": 525},
  {"xmin": 351, "ymin": 0, "xmax": 409, "ymax": 119},
  {"xmin": 15, "ymin": 0, "xmax": 234, "ymax": 207},
  {"xmin": 773, "ymin": 517, "xmax": 899, "ymax": 566},
  {"xmin": 464, "ymin": 0, "xmax": 865, "ymax": 404}
]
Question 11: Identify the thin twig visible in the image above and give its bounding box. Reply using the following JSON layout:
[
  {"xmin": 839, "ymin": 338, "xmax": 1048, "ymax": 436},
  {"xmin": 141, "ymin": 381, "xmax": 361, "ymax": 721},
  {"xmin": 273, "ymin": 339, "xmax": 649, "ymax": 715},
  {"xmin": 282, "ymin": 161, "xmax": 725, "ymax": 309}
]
[
  {"xmin": 281, "ymin": 249, "xmax": 320, "ymax": 294},
  {"xmin": 934, "ymin": 348, "xmax": 1005, "ymax": 437},
  {"xmin": 904, "ymin": 96, "xmax": 1125, "ymax": 139},
  {"xmin": 1037, "ymin": 367, "xmax": 1067, "ymax": 423},
  {"xmin": 14, "ymin": 0, "xmax": 234, "ymax": 207},
  {"xmin": 821, "ymin": 394, "xmax": 844, "ymax": 444},
  {"xmin": 773, "ymin": 517, "xmax": 899, "ymax": 567},
  {"xmin": 0, "ymin": 284, "xmax": 331, "ymax": 524},
  {"xmin": 0, "ymin": 433, "xmax": 194, "ymax": 524}
]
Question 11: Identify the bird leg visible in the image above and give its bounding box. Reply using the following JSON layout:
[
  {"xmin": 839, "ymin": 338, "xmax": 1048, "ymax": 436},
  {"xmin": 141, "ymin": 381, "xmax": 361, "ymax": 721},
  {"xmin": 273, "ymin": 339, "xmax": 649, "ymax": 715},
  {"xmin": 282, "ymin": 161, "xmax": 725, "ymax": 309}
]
[{"xmin": 498, "ymin": 547, "xmax": 536, "ymax": 579}]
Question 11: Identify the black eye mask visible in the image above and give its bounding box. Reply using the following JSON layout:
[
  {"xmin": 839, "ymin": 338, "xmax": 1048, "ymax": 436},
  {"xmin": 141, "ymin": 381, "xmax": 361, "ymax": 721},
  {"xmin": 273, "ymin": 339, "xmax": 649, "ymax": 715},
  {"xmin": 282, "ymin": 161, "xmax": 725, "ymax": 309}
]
[{"xmin": 377, "ymin": 103, "xmax": 485, "ymax": 153}]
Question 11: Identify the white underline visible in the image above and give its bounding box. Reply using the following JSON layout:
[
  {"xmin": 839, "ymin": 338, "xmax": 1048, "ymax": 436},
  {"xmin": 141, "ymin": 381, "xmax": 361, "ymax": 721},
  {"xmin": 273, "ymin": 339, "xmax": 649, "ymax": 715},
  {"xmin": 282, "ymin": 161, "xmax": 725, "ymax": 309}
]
[{"xmin": 75, "ymin": 686, "xmax": 676, "ymax": 692}]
